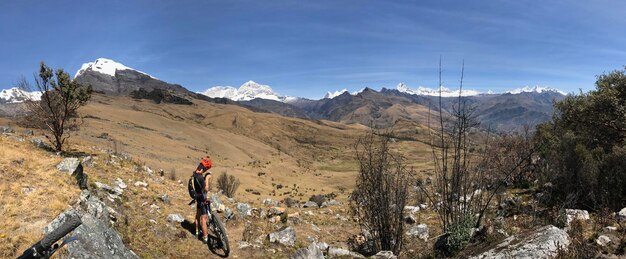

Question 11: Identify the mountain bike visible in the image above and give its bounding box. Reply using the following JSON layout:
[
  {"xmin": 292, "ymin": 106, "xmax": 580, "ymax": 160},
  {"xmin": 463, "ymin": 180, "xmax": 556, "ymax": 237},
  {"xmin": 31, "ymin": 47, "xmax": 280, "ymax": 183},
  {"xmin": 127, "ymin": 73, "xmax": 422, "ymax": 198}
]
[
  {"xmin": 191, "ymin": 193, "xmax": 230, "ymax": 257},
  {"xmin": 18, "ymin": 214, "xmax": 82, "ymax": 259}
]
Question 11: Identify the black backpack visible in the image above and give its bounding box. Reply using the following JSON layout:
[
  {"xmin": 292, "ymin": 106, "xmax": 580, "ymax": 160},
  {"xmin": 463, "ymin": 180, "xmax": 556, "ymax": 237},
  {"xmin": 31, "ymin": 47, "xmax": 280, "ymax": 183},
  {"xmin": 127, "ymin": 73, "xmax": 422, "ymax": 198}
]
[{"xmin": 187, "ymin": 173, "xmax": 207, "ymax": 200}]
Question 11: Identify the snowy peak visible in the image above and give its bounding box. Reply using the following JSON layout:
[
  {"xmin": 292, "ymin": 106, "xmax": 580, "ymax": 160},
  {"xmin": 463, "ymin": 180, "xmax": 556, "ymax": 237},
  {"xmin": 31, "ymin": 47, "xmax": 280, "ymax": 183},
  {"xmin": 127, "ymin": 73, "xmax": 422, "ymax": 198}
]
[
  {"xmin": 324, "ymin": 89, "xmax": 348, "ymax": 99},
  {"xmin": 201, "ymin": 81, "xmax": 297, "ymax": 102},
  {"xmin": 74, "ymin": 58, "xmax": 155, "ymax": 79},
  {"xmin": 506, "ymin": 86, "xmax": 566, "ymax": 95},
  {"xmin": 0, "ymin": 87, "xmax": 41, "ymax": 104},
  {"xmin": 396, "ymin": 83, "xmax": 481, "ymax": 97}
]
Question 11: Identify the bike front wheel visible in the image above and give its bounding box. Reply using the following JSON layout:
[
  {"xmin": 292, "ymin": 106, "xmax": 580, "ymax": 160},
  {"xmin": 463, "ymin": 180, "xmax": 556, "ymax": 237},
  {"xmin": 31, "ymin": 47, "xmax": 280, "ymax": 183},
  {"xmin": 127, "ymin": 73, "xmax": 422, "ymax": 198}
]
[{"xmin": 208, "ymin": 211, "xmax": 230, "ymax": 256}]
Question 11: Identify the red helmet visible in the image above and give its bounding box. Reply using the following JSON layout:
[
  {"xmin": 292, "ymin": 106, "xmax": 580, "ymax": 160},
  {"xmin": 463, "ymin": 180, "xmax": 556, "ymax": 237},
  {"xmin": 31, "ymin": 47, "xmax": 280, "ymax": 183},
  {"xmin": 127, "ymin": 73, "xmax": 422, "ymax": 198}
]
[{"xmin": 200, "ymin": 157, "xmax": 212, "ymax": 169}]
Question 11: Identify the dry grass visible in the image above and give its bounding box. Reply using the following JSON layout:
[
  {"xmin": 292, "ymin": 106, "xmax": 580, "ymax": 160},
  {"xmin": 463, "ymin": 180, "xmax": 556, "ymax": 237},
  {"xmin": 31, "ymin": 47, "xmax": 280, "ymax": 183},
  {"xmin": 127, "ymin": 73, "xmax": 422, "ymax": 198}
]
[{"xmin": 0, "ymin": 135, "xmax": 80, "ymax": 258}]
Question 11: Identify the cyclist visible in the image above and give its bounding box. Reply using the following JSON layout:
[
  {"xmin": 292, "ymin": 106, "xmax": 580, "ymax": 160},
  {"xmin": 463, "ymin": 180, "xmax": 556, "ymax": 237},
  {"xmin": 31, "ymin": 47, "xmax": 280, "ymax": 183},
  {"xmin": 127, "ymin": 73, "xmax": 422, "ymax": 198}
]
[{"xmin": 193, "ymin": 156, "xmax": 212, "ymax": 243}]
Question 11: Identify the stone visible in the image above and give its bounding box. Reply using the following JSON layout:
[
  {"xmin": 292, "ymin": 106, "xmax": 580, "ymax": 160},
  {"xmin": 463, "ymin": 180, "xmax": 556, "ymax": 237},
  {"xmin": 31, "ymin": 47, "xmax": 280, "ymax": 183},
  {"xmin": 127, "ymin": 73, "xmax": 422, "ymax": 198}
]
[
  {"xmin": 21, "ymin": 186, "xmax": 35, "ymax": 195},
  {"xmin": 596, "ymin": 235, "xmax": 612, "ymax": 247},
  {"xmin": 44, "ymin": 192, "xmax": 137, "ymax": 258},
  {"xmin": 290, "ymin": 242, "xmax": 324, "ymax": 259},
  {"xmin": 134, "ymin": 181, "xmax": 148, "ymax": 187},
  {"xmin": 158, "ymin": 194, "xmax": 170, "ymax": 204},
  {"xmin": 404, "ymin": 205, "xmax": 420, "ymax": 214},
  {"xmin": 605, "ymin": 226, "xmax": 618, "ymax": 232},
  {"xmin": 269, "ymin": 226, "xmax": 296, "ymax": 246},
  {"xmin": 210, "ymin": 194, "xmax": 225, "ymax": 212},
  {"xmin": 224, "ymin": 208, "xmax": 234, "ymax": 220},
  {"xmin": 303, "ymin": 201, "xmax": 319, "ymax": 208},
  {"xmin": 236, "ymin": 203, "xmax": 252, "ymax": 218},
  {"xmin": 94, "ymin": 182, "xmax": 123, "ymax": 196},
  {"xmin": 82, "ymin": 156, "xmax": 94, "ymax": 167},
  {"xmin": 373, "ymin": 251, "xmax": 397, "ymax": 259},
  {"xmin": 565, "ymin": 209, "xmax": 590, "ymax": 226},
  {"xmin": 0, "ymin": 126, "xmax": 13, "ymax": 133},
  {"xmin": 167, "ymin": 214, "xmax": 185, "ymax": 223},
  {"xmin": 31, "ymin": 138, "xmax": 52, "ymax": 150},
  {"xmin": 617, "ymin": 207, "xmax": 626, "ymax": 222},
  {"xmin": 23, "ymin": 129, "xmax": 34, "ymax": 135},
  {"xmin": 263, "ymin": 198, "xmax": 279, "ymax": 207},
  {"xmin": 57, "ymin": 158, "xmax": 81, "ymax": 173},
  {"xmin": 470, "ymin": 225, "xmax": 570, "ymax": 259},
  {"xmin": 406, "ymin": 224, "xmax": 429, "ymax": 241},
  {"xmin": 311, "ymin": 224, "xmax": 321, "ymax": 232},
  {"xmin": 328, "ymin": 247, "xmax": 365, "ymax": 258},
  {"xmin": 327, "ymin": 200, "xmax": 341, "ymax": 206},
  {"xmin": 268, "ymin": 206, "xmax": 286, "ymax": 216},
  {"xmin": 114, "ymin": 178, "xmax": 127, "ymax": 189}
]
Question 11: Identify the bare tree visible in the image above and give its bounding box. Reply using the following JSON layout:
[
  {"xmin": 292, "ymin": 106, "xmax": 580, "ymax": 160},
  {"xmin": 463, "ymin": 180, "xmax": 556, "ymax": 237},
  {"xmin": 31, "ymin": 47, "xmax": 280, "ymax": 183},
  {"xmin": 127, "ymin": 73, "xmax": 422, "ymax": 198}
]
[
  {"xmin": 350, "ymin": 129, "xmax": 413, "ymax": 256},
  {"xmin": 19, "ymin": 62, "xmax": 92, "ymax": 152}
]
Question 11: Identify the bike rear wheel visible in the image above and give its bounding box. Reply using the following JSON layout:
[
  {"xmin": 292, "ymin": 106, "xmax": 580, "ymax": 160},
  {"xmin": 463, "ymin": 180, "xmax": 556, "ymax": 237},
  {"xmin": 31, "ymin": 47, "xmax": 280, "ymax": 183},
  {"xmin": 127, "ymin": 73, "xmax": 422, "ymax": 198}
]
[{"xmin": 208, "ymin": 211, "xmax": 230, "ymax": 256}]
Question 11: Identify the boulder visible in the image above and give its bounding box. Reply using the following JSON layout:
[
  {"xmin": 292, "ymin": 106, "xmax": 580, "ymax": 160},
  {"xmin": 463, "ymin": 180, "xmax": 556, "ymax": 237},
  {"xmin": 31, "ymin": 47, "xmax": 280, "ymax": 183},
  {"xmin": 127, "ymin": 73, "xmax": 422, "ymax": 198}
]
[
  {"xmin": 31, "ymin": 138, "xmax": 52, "ymax": 150},
  {"xmin": 44, "ymin": 191, "xmax": 137, "ymax": 258},
  {"xmin": 596, "ymin": 235, "xmax": 611, "ymax": 247},
  {"xmin": 565, "ymin": 209, "xmax": 590, "ymax": 226},
  {"xmin": 167, "ymin": 214, "xmax": 185, "ymax": 223},
  {"xmin": 290, "ymin": 242, "xmax": 324, "ymax": 259},
  {"xmin": 328, "ymin": 247, "xmax": 365, "ymax": 258},
  {"xmin": 210, "ymin": 194, "xmax": 225, "ymax": 212},
  {"xmin": 263, "ymin": 198, "xmax": 279, "ymax": 207},
  {"xmin": 236, "ymin": 203, "xmax": 252, "ymax": 218},
  {"xmin": 373, "ymin": 251, "xmax": 397, "ymax": 259},
  {"xmin": 470, "ymin": 225, "xmax": 570, "ymax": 259},
  {"xmin": 269, "ymin": 226, "xmax": 296, "ymax": 246},
  {"xmin": 57, "ymin": 158, "xmax": 81, "ymax": 173},
  {"xmin": 224, "ymin": 208, "xmax": 234, "ymax": 220},
  {"xmin": 617, "ymin": 207, "xmax": 626, "ymax": 222},
  {"xmin": 406, "ymin": 224, "xmax": 429, "ymax": 241},
  {"xmin": 303, "ymin": 201, "xmax": 319, "ymax": 208}
]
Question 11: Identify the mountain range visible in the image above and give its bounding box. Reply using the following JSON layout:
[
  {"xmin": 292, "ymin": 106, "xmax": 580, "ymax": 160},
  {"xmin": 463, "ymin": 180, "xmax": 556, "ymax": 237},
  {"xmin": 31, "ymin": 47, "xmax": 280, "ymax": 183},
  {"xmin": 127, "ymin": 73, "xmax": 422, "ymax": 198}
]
[{"xmin": 1, "ymin": 58, "xmax": 566, "ymax": 132}]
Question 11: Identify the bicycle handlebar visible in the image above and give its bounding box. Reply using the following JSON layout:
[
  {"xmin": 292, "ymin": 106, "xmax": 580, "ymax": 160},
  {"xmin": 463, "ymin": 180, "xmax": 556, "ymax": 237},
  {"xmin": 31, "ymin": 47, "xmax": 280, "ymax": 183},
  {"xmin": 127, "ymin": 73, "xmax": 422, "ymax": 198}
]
[{"xmin": 18, "ymin": 214, "xmax": 82, "ymax": 259}]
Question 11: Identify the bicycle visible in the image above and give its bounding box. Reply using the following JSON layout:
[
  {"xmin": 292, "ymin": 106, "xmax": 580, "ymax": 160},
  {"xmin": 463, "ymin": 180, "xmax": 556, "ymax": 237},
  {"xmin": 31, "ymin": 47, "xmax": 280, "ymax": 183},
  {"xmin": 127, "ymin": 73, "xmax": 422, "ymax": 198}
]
[
  {"xmin": 18, "ymin": 214, "xmax": 82, "ymax": 259},
  {"xmin": 190, "ymin": 192, "xmax": 230, "ymax": 257}
]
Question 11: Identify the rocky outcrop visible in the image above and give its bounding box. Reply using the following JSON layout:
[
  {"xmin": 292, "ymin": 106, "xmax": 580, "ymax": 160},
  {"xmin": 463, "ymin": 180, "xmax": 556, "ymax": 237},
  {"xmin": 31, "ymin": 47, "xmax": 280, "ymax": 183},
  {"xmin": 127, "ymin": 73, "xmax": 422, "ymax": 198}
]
[
  {"xmin": 130, "ymin": 88, "xmax": 193, "ymax": 105},
  {"xmin": 290, "ymin": 242, "xmax": 324, "ymax": 259},
  {"xmin": 57, "ymin": 158, "xmax": 88, "ymax": 190},
  {"xmin": 268, "ymin": 226, "xmax": 296, "ymax": 246},
  {"xmin": 44, "ymin": 190, "xmax": 138, "ymax": 258},
  {"xmin": 470, "ymin": 225, "xmax": 570, "ymax": 259}
]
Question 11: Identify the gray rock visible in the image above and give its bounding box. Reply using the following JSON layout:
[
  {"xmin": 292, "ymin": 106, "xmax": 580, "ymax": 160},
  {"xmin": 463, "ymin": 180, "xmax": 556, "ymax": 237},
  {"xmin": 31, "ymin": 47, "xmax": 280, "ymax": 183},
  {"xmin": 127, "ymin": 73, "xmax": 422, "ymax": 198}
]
[
  {"xmin": 167, "ymin": 214, "xmax": 184, "ymax": 223},
  {"xmin": 158, "ymin": 194, "xmax": 170, "ymax": 204},
  {"xmin": 617, "ymin": 207, "xmax": 626, "ymax": 222},
  {"xmin": 269, "ymin": 226, "xmax": 296, "ymax": 246},
  {"xmin": 373, "ymin": 251, "xmax": 397, "ymax": 259},
  {"xmin": 327, "ymin": 200, "xmax": 341, "ymax": 206},
  {"xmin": 44, "ymin": 191, "xmax": 137, "ymax": 258},
  {"xmin": 0, "ymin": 126, "xmax": 13, "ymax": 133},
  {"xmin": 263, "ymin": 198, "xmax": 279, "ymax": 207},
  {"xmin": 596, "ymin": 235, "xmax": 611, "ymax": 247},
  {"xmin": 224, "ymin": 208, "xmax": 234, "ymax": 220},
  {"xmin": 303, "ymin": 201, "xmax": 319, "ymax": 208},
  {"xmin": 605, "ymin": 226, "xmax": 618, "ymax": 232},
  {"xmin": 404, "ymin": 205, "xmax": 420, "ymax": 214},
  {"xmin": 211, "ymin": 194, "xmax": 225, "ymax": 212},
  {"xmin": 565, "ymin": 209, "xmax": 590, "ymax": 226},
  {"xmin": 328, "ymin": 247, "xmax": 365, "ymax": 258},
  {"xmin": 94, "ymin": 182, "xmax": 123, "ymax": 196},
  {"xmin": 21, "ymin": 186, "xmax": 35, "ymax": 195},
  {"xmin": 82, "ymin": 156, "xmax": 94, "ymax": 167},
  {"xmin": 470, "ymin": 225, "xmax": 570, "ymax": 259},
  {"xmin": 24, "ymin": 129, "xmax": 34, "ymax": 135},
  {"xmin": 31, "ymin": 138, "xmax": 52, "ymax": 150},
  {"xmin": 134, "ymin": 181, "xmax": 148, "ymax": 187},
  {"xmin": 406, "ymin": 224, "xmax": 429, "ymax": 241},
  {"xmin": 290, "ymin": 242, "xmax": 324, "ymax": 259},
  {"xmin": 236, "ymin": 203, "xmax": 252, "ymax": 218},
  {"xmin": 114, "ymin": 178, "xmax": 127, "ymax": 189},
  {"xmin": 57, "ymin": 158, "xmax": 81, "ymax": 173}
]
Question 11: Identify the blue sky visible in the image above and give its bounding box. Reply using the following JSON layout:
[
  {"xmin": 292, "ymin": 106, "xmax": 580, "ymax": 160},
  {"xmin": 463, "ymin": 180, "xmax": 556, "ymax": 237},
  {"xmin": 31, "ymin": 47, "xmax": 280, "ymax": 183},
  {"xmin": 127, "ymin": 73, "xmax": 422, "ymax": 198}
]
[{"xmin": 1, "ymin": 0, "xmax": 625, "ymax": 99}]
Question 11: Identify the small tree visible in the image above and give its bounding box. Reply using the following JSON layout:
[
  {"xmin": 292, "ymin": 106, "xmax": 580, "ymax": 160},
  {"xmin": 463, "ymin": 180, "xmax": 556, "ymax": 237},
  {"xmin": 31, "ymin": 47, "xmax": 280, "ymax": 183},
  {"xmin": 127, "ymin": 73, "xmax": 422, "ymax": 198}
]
[
  {"xmin": 350, "ymin": 129, "xmax": 412, "ymax": 256},
  {"xmin": 19, "ymin": 62, "xmax": 92, "ymax": 152},
  {"xmin": 217, "ymin": 172, "xmax": 240, "ymax": 198}
]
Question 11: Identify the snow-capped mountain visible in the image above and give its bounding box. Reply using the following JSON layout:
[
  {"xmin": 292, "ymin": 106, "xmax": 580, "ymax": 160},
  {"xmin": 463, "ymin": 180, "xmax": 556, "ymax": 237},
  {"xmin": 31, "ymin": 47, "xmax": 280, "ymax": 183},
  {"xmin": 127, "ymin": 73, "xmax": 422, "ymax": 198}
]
[
  {"xmin": 396, "ymin": 83, "xmax": 481, "ymax": 97},
  {"xmin": 201, "ymin": 81, "xmax": 298, "ymax": 102},
  {"xmin": 74, "ymin": 58, "xmax": 155, "ymax": 79},
  {"xmin": 506, "ymin": 86, "xmax": 567, "ymax": 95},
  {"xmin": 324, "ymin": 89, "xmax": 348, "ymax": 99},
  {"xmin": 0, "ymin": 87, "xmax": 41, "ymax": 104}
]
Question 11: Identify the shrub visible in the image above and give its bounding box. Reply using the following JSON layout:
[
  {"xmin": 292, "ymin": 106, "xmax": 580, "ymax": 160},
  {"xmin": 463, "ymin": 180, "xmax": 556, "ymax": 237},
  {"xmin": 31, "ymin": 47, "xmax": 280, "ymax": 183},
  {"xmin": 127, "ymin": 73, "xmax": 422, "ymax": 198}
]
[
  {"xmin": 217, "ymin": 172, "xmax": 240, "ymax": 198},
  {"xmin": 309, "ymin": 195, "xmax": 326, "ymax": 207},
  {"xmin": 350, "ymin": 130, "xmax": 412, "ymax": 255}
]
